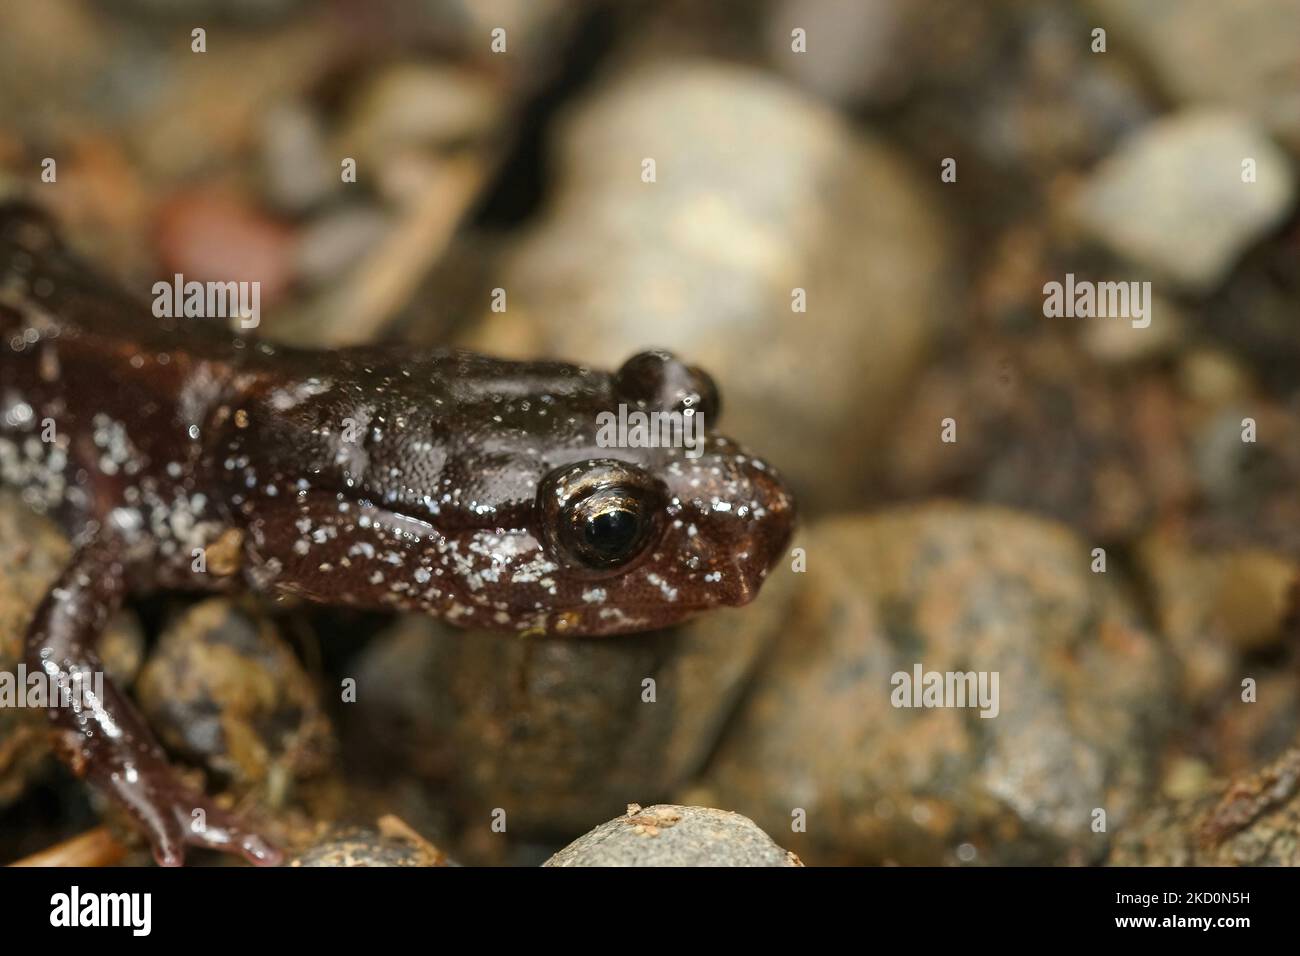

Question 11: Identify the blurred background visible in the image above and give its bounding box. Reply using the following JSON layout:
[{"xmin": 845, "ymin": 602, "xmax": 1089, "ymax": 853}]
[{"xmin": 2, "ymin": 0, "xmax": 1300, "ymax": 867}]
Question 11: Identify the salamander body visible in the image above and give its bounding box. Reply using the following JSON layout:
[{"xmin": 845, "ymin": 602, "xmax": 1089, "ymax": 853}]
[{"xmin": 0, "ymin": 203, "xmax": 795, "ymax": 864}]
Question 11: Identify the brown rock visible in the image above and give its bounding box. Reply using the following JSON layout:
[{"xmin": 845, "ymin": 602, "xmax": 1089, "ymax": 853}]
[
  {"xmin": 695, "ymin": 504, "xmax": 1173, "ymax": 865},
  {"xmin": 348, "ymin": 563, "xmax": 799, "ymax": 843},
  {"xmin": 1138, "ymin": 532, "xmax": 1299, "ymax": 692},
  {"xmin": 1111, "ymin": 745, "xmax": 1300, "ymax": 866},
  {"xmin": 883, "ymin": 332, "xmax": 1300, "ymax": 556},
  {"xmin": 136, "ymin": 597, "xmax": 334, "ymax": 791},
  {"xmin": 882, "ymin": 334, "xmax": 1179, "ymax": 543},
  {"xmin": 292, "ymin": 815, "xmax": 453, "ymax": 867}
]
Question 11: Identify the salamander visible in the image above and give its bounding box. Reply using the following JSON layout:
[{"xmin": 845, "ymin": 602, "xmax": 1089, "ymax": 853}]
[{"xmin": 0, "ymin": 202, "xmax": 796, "ymax": 865}]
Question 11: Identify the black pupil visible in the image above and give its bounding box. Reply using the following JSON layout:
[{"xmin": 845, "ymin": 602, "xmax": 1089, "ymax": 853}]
[{"xmin": 583, "ymin": 507, "xmax": 640, "ymax": 559}]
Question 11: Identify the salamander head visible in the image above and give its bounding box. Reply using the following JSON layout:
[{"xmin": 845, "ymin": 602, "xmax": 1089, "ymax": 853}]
[
  {"xmin": 529, "ymin": 438, "xmax": 795, "ymax": 634},
  {"xmin": 217, "ymin": 348, "xmax": 796, "ymax": 636}
]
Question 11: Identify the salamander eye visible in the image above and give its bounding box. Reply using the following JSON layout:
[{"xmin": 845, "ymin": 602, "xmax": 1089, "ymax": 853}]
[
  {"xmin": 537, "ymin": 459, "xmax": 666, "ymax": 573},
  {"xmin": 565, "ymin": 487, "xmax": 654, "ymax": 567}
]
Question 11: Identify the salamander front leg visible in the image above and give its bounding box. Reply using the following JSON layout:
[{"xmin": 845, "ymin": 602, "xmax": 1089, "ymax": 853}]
[{"xmin": 24, "ymin": 539, "xmax": 282, "ymax": 867}]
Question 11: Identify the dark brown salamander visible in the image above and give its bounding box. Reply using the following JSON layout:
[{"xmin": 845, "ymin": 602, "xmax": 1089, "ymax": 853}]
[{"xmin": 0, "ymin": 203, "xmax": 795, "ymax": 865}]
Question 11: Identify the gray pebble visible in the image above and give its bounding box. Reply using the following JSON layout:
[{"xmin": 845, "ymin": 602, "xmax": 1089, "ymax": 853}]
[
  {"xmin": 544, "ymin": 805, "xmax": 803, "ymax": 867},
  {"xmin": 1073, "ymin": 111, "xmax": 1295, "ymax": 293}
]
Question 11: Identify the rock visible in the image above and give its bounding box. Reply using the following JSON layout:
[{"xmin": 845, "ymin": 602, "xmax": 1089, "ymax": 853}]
[
  {"xmin": 882, "ymin": 334, "xmax": 1172, "ymax": 542},
  {"xmin": 1135, "ymin": 531, "xmax": 1299, "ymax": 770},
  {"xmin": 764, "ymin": 0, "xmax": 912, "ymax": 106},
  {"xmin": 347, "ymin": 562, "xmax": 799, "ymax": 843},
  {"xmin": 1199, "ymin": 218, "xmax": 1300, "ymax": 379},
  {"xmin": 1208, "ymin": 672, "xmax": 1300, "ymax": 778},
  {"xmin": 544, "ymin": 804, "xmax": 802, "ymax": 867},
  {"xmin": 1110, "ymin": 745, "xmax": 1300, "ymax": 866},
  {"xmin": 1177, "ymin": 348, "xmax": 1253, "ymax": 406},
  {"xmin": 1136, "ymin": 532, "xmax": 1238, "ymax": 703},
  {"xmin": 260, "ymin": 100, "xmax": 336, "ymax": 214},
  {"xmin": 292, "ymin": 816, "xmax": 453, "ymax": 867},
  {"xmin": 458, "ymin": 60, "xmax": 954, "ymax": 511},
  {"xmin": 1162, "ymin": 355, "xmax": 1300, "ymax": 555},
  {"xmin": 856, "ymin": 0, "xmax": 1153, "ymax": 230},
  {"xmin": 1081, "ymin": 293, "xmax": 1184, "ymax": 363},
  {"xmin": 341, "ymin": 62, "xmax": 502, "ymax": 147},
  {"xmin": 335, "ymin": 62, "xmax": 503, "ymax": 198},
  {"xmin": 293, "ymin": 204, "xmax": 392, "ymax": 287},
  {"xmin": 1210, "ymin": 551, "xmax": 1298, "ymax": 653},
  {"xmin": 693, "ymin": 504, "xmax": 1172, "ymax": 865},
  {"xmin": 1173, "ymin": 394, "xmax": 1300, "ymax": 556},
  {"xmin": 0, "ymin": 493, "xmax": 144, "ymax": 808},
  {"xmin": 885, "ymin": 325, "xmax": 1300, "ymax": 554},
  {"xmin": 1090, "ymin": 0, "xmax": 1300, "ymax": 149},
  {"xmin": 135, "ymin": 598, "xmax": 334, "ymax": 791},
  {"xmin": 1161, "ymin": 757, "xmax": 1214, "ymax": 803},
  {"xmin": 1072, "ymin": 111, "xmax": 1295, "ymax": 294},
  {"xmin": 1192, "ymin": 407, "xmax": 1265, "ymax": 507}
]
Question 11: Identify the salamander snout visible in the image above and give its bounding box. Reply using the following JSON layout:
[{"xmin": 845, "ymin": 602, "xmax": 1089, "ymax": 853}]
[{"xmin": 662, "ymin": 436, "xmax": 797, "ymax": 610}]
